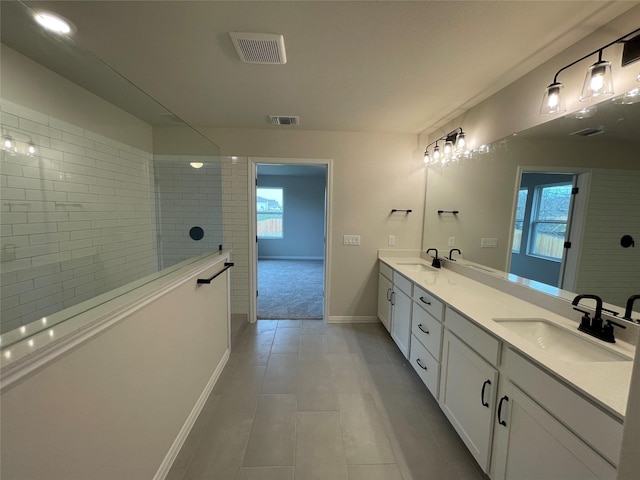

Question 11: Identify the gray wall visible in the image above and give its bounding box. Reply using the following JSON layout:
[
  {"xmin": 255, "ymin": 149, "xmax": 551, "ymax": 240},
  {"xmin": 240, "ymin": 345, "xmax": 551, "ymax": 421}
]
[{"xmin": 257, "ymin": 174, "xmax": 326, "ymax": 259}]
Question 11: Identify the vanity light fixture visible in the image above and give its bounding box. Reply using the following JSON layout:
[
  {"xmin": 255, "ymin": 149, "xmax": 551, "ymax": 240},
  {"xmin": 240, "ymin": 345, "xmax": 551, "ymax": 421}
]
[
  {"xmin": 539, "ymin": 27, "xmax": 640, "ymax": 116},
  {"xmin": 580, "ymin": 50, "xmax": 613, "ymax": 102},
  {"xmin": 423, "ymin": 128, "xmax": 468, "ymax": 166},
  {"xmin": 2, "ymin": 135, "xmax": 15, "ymax": 154},
  {"xmin": 33, "ymin": 10, "xmax": 76, "ymax": 35}
]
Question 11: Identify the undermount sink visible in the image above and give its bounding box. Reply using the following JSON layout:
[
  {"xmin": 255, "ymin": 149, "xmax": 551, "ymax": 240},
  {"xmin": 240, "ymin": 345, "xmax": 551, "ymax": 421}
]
[
  {"xmin": 493, "ymin": 318, "xmax": 632, "ymax": 362},
  {"xmin": 396, "ymin": 263, "xmax": 437, "ymax": 272}
]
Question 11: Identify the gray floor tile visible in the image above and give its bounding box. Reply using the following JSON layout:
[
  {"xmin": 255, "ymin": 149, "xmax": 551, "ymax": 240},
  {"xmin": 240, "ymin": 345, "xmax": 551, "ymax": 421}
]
[
  {"xmin": 337, "ymin": 393, "xmax": 396, "ymax": 465},
  {"xmin": 242, "ymin": 394, "xmax": 297, "ymax": 467},
  {"xmin": 182, "ymin": 412, "xmax": 253, "ymax": 480},
  {"xmin": 171, "ymin": 395, "xmax": 221, "ymax": 469},
  {"xmin": 244, "ymin": 319, "xmax": 278, "ymax": 335},
  {"xmin": 301, "ymin": 320, "xmax": 326, "ymax": 334},
  {"xmin": 299, "ymin": 333, "xmax": 328, "ymax": 359},
  {"xmin": 213, "ymin": 365, "xmax": 266, "ymax": 415},
  {"xmin": 262, "ymin": 353, "xmax": 300, "ymax": 394},
  {"xmin": 295, "ymin": 411, "xmax": 349, "ymax": 480},
  {"xmin": 271, "ymin": 329, "xmax": 300, "ymax": 353},
  {"xmin": 347, "ymin": 464, "xmax": 403, "ymax": 480},
  {"xmin": 236, "ymin": 466, "xmax": 294, "ymax": 480},
  {"xmin": 278, "ymin": 319, "xmax": 302, "ymax": 328},
  {"xmin": 298, "ymin": 357, "xmax": 337, "ymax": 411},
  {"xmin": 328, "ymin": 353, "xmax": 373, "ymax": 393}
]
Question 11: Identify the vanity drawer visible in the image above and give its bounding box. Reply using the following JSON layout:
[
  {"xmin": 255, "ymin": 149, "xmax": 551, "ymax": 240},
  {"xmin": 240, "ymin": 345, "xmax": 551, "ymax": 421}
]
[
  {"xmin": 445, "ymin": 307, "xmax": 500, "ymax": 366},
  {"xmin": 413, "ymin": 285, "xmax": 444, "ymax": 321},
  {"xmin": 393, "ymin": 271, "xmax": 413, "ymax": 296},
  {"xmin": 505, "ymin": 348, "xmax": 623, "ymax": 466},
  {"xmin": 412, "ymin": 304, "xmax": 443, "ymax": 359},
  {"xmin": 379, "ymin": 261, "xmax": 393, "ymax": 280},
  {"xmin": 410, "ymin": 333, "xmax": 440, "ymax": 398}
]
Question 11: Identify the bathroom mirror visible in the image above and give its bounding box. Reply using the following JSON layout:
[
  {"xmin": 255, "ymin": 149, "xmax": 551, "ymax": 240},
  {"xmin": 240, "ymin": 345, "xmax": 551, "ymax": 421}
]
[
  {"xmin": 422, "ymin": 93, "xmax": 640, "ymax": 309},
  {"xmin": 1, "ymin": 1, "xmax": 223, "ymax": 342}
]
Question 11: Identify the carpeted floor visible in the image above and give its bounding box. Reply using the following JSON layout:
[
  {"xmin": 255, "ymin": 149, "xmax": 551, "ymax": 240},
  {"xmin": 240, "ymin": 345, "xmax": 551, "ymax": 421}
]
[{"xmin": 257, "ymin": 259, "xmax": 324, "ymax": 319}]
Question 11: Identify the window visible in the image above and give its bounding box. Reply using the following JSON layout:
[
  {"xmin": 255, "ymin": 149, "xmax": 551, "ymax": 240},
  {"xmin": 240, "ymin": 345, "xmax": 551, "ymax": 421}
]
[
  {"xmin": 529, "ymin": 183, "xmax": 572, "ymax": 261},
  {"xmin": 257, "ymin": 188, "xmax": 284, "ymax": 239},
  {"xmin": 512, "ymin": 188, "xmax": 528, "ymax": 253}
]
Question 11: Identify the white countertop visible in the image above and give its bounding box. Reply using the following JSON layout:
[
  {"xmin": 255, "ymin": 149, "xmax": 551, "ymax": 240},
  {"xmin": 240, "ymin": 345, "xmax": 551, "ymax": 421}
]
[{"xmin": 380, "ymin": 256, "xmax": 635, "ymax": 419}]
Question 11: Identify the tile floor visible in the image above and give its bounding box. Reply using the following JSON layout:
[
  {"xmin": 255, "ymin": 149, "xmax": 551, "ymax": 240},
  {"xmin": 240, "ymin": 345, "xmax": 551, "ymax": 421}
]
[{"xmin": 167, "ymin": 320, "xmax": 489, "ymax": 480}]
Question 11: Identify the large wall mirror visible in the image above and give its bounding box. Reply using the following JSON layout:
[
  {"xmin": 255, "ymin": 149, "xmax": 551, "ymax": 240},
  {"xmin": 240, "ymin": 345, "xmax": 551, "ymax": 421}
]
[
  {"xmin": 422, "ymin": 92, "xmax": 640, "ymax": 309},
  {"xmin": 1, "ymin": 1, "xmax": 222, "ymax": 344}
]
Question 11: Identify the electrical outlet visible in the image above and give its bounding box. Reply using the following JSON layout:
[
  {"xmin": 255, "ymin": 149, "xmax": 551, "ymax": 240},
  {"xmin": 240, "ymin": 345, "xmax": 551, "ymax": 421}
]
[
  {"xmin": 481, "ymin": 237, "xmax": 498, "ymax": 248},
  {"xmin": 448, "ymin": 237, "xmax": 455, "ymax": 247},
  {"xmin": 343, "ymin": 235, "xmax": 361, "ymax": 246},
  {"xmin": 388, "ymin": 235, "xmax": 396, "ymax": 246}
]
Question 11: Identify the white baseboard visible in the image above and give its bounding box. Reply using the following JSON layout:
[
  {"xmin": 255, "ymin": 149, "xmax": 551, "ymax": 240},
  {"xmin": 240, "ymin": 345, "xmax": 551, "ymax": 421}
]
[
  {"xmin": 154, "ymin": 348, "xmax": 230, "ymax": 480},
  {"xmin": 327, "ymin": 316, "xmax": 379, "ymax": 324},
  {"xmin": 258, "ymin": 256, "xmax": 324, "ymax": 261}
]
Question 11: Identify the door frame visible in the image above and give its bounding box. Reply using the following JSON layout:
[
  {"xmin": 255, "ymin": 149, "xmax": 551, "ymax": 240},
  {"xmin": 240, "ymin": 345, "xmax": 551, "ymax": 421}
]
[
  {"xmin": 506, "ymin": 166, "xmax": 591, "ymax": 291},
  {"xmin": 248, "ymin": 157, "xmax": 333, "ymax": 323}
]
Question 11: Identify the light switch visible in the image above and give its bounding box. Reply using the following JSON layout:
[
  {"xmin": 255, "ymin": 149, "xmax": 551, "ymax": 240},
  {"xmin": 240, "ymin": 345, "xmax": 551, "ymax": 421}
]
[
  {"xmin": 481, "ymin": 237, "xmax": 498, "ymax": 248},
  {"xmin": 448, "ymin": 237, "xmax": 455, "ymax": 247},
  {"xmin": 343, "ymin": 235, "xmax": 361, "ymax": 246},
  {"xmin": 388, "ymin": 235, "xmax": 396, "ymax": 246}
]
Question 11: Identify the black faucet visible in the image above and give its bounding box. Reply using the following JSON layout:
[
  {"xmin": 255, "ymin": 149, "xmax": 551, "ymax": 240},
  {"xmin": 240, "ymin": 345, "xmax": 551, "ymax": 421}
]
[
  {"xmin": 572, "ymin": 294, "xmax": 625, "ymax": 343},
  {"xmin": 623, "ymin": 295, "xmax": 640, "ymax": 322},
  {"xmin": 448, "ymin": 248, "xmax": 461, "ymax": 261},
  {"xmin": 426, "ymin": 248, "xmax": 441, "ymax": 268}
]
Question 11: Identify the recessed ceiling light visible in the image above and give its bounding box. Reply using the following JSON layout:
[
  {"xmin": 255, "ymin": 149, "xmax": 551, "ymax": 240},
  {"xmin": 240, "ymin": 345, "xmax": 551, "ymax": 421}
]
[{"xmin": 33, "ymin": 10, "xmax": 76, "ymax": 35}]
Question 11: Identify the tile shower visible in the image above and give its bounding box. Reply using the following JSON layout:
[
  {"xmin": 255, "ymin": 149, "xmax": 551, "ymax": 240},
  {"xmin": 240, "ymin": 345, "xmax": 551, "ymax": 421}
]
[{"xmin": 0, "ymin": 100, "xmax": 222, "ymax": 334}]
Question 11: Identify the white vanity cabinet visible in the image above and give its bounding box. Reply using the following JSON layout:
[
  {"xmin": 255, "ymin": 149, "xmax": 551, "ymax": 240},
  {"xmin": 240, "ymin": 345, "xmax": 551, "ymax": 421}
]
[
  {"xmin": 491, "ymin": 348, "xmax": 622, "ymax": 479},
  {"xmin": 390, "ymin": 272, "xmax": 412, "ymax": 358},
  {"xmin": 439, "ymin": 308, "xmax": 500, "ymax": 473},
  {"xmin": 491, "ymin": 381, "xmax": 616, "ymax": 480},
  {"xmin": 377, "ymin": 262, "xmax": 393, "ymax": 332},
  {"xmin": 409, "ymin": 284, "xmax": 444, "ymax": 398}
]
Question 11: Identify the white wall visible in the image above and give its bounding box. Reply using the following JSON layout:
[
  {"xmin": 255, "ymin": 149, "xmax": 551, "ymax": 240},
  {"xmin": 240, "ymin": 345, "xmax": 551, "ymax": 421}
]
[
  {"xmin": 0, "ymin": 253, "xmax": 230, "ymax": 480},
  {"xmin": 200, "ymin": 128, "xmax": 424, "ymax": 320}
]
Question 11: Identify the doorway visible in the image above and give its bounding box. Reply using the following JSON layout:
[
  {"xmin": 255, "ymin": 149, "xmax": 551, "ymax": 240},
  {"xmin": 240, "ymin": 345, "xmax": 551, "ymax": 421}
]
[
  {"xmin": 509, "ymin": 169, "xmax": 589, "ymax": 289},
  {"xmin": 249, "ymin": 159, "xmax": 331, "ymax": 323}
]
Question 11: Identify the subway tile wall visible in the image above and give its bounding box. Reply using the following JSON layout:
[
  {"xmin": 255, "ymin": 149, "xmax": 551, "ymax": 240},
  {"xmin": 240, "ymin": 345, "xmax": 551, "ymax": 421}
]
[
  {"xmin": 222, "ymin": 156, "xmax": 249, "ymax": 317},
  {"xmin": 154, "ymin": 157, "xmax": 223, "ymax": 270},
  {"xmin": 1, "ymin": 100, "xmax": 158, "ymax": 334}
]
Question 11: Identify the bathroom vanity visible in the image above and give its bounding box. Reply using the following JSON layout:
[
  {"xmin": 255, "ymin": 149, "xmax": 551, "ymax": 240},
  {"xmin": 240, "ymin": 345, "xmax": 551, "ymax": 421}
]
[{"xmin": 378, "ymin": 255, "xmax": 635, "ymax": 479}]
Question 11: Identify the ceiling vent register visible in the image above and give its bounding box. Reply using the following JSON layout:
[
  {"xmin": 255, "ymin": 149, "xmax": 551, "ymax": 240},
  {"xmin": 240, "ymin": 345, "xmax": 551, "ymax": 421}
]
[
  {"xmin": 230, "ymin": 32, "xmax": 287, "ymax": 64},
  {"xmin": 268, "ymin": 115, "xmax": 300, "ymax": 125}
]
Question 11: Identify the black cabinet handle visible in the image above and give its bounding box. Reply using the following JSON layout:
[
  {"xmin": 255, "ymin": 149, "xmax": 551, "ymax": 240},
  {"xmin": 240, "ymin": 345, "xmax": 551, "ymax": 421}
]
[
  {"xmin": 390, "ymin": 291, "xmax": 395, "ymax": 306},
  {"xmin": 418, "ymin": 324, "xmax": 430, "ymax": 335},
  {"xmin": 481, "ymin": 379, "xmax": 491, "ymax": 408},
  {"xmin": 386, "ymin": 288, "xmax": 392, "ymax": 301},
  {"xmin": 416, "ymin": 358, "xmax": 428, "ymax": 370},
  {"xmin": 419, "ymin": 296, "xmax": 431, "ymax": 305},
  {"xmin": 498, "ymin": 395, "xmax": 509, "ymax": 426},
  {"xmin": 197, "ymin": 262, "xmax": 234, "ymax": 284}
]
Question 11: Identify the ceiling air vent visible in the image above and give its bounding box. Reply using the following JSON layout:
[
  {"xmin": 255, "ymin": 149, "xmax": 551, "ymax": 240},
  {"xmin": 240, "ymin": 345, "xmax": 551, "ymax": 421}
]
[
  {"xmin": 229, "ymin": 32, "xmax": 287, "ymax": 64},
  {"xmin": 569, "ymin": 126, "xmax": 605, "ymax": 137},
  {"xmin": 268, "ymin": 115, "xmax": 300, "ymax": 126}
]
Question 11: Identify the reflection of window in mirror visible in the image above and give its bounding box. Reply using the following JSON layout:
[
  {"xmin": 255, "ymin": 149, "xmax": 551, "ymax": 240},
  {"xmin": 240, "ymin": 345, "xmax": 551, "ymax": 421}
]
[
  {"xmin": 510, "ymin": 172, "xmax": 575, "ymax": 287},
  {"xmin": 512, "ymin": 188, "xmax": 528, "ymax": 253},
  {"xmin": 530, "ymin": 184, "xmax": 573, "ymax": 261}
]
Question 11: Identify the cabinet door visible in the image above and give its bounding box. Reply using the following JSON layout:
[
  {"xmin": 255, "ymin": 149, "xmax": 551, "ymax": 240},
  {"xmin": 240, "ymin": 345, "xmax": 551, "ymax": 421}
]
[
  {"xmin": 492, "ymin": 382, "xmax": 616, "ymax": 480},
  {"xmin": 439, "ymin": 330, "xmax": 498, "ymax": 473},
  {"xmin": 377, "ymin": 273, "xmax": 392, "ymax": 332},
  {"xmin": 391, "ymin": 288, "xmax": 411, "ymax": 358}
]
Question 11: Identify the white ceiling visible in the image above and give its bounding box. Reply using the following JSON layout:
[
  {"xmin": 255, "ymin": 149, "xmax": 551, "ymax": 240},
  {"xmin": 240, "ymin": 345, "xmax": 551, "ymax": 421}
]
[{"xmin": 17, "ymin": 1, "xmax": 639, "ymax": 134}]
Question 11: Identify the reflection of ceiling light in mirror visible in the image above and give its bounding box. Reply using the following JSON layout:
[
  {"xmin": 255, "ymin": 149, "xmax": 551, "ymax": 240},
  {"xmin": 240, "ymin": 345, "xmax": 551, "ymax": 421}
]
[
  {"xmin": 569, "ymin": 106, "xmax": 597, "ymax": 119},
  {"xmin": 33, "ymin": 10, "xmax": 76, "ymax": 35},
  {"xmin": 27, "ymin": 142, "xmax": 37, "ymax": 156},
  {"xmin": 615, "ymin": 88, "xmax": 640, "ymax": 105},
  {"xmin": 190, "ymin": 162, "xmax": 204, "ymax": 169}
]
